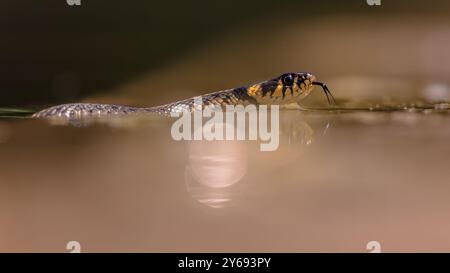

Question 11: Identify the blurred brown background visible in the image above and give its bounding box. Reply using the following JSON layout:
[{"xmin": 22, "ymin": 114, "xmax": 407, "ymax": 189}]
[{"xmin": 2, "ymin": 0, "xmax": 450, "ymax": 107}]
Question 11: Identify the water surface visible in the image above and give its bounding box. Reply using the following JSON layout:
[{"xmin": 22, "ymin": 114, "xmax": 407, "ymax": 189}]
[{"xmin": 1, "ymin": 103, "xmax": 449, "ymax": 252}]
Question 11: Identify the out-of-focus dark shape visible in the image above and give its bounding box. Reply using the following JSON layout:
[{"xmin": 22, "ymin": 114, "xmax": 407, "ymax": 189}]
[{"xmin": 2, "ymin": 0, "xmax": 450, "ymax": 106}]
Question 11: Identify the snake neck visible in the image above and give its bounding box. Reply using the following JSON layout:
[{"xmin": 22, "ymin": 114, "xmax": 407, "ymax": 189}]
[{"xmin": 138, "ymin": 87, "xmax": 259, "ymax": 116}]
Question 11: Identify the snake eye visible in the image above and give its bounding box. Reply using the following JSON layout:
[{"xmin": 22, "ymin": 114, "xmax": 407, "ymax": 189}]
[{"xmin": 282, "ymin": 74, "xmax": 294, "ymax": 86}]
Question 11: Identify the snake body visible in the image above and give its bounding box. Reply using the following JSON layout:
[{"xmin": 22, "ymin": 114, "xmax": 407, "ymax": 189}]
[{"xmin": 33, "ymin": 72, "xmax": 334, "ymax": 119}]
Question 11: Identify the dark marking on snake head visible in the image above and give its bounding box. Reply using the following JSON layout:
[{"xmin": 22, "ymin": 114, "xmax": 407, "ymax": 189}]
[
  {"xmin": 282, "ymin": 85, "xmax": 288, "ymax": 99},
  {"xmin": 260, "ymin": 81, "xmax": 278, "ymax": 97},
  {"xmin": 281, "ymin": 73, "xmax": 295, "ymax": 86}
]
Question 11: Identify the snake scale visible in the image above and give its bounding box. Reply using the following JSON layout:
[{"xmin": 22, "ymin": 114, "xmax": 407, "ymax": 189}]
[{"xmin": 33, "ymin": 72, "xmax": 335, "ymax": 119}]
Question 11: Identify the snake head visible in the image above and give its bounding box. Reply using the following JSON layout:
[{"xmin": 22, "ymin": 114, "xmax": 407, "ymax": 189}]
[{"xmin": 249, "ymin": 72, "xmax": 335, "ymax": 105}]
